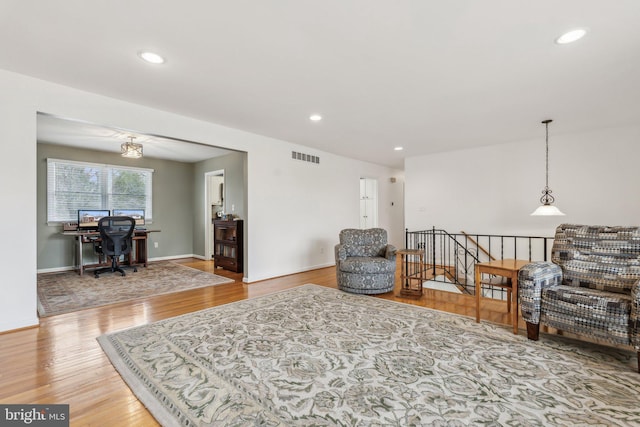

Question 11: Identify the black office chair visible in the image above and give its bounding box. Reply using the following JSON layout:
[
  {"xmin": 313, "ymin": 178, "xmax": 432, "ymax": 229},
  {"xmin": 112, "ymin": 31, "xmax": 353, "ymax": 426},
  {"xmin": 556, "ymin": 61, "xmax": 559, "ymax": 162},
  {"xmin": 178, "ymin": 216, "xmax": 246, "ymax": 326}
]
[{"xmin": 93, "ymin": 216, "xmax": 137, "ymax": 278}]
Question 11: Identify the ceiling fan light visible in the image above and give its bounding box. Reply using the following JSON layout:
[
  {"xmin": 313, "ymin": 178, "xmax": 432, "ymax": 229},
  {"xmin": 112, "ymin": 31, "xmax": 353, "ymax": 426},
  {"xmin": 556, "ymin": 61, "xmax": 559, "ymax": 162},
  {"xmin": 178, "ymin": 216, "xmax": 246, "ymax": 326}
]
[{"xmin": 121, "ymin": 136, "xmax": 143, "ymax": 158}]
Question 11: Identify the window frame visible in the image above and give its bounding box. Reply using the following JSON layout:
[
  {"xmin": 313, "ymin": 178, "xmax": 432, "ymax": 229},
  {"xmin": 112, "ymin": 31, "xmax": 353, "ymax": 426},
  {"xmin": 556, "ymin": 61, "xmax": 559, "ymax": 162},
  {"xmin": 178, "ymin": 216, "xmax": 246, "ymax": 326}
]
[{"xmin": 46, "ymin": 158, "xmax": 154, "ymax": 224}]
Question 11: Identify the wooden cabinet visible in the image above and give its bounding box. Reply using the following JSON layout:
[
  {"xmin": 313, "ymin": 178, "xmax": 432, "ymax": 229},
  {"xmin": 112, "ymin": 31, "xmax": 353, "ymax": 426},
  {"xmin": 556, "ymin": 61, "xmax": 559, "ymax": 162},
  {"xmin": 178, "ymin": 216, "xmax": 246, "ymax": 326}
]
[{"xmin": 213, "ymin": 219, "xmax": 243, "ymax": 273}]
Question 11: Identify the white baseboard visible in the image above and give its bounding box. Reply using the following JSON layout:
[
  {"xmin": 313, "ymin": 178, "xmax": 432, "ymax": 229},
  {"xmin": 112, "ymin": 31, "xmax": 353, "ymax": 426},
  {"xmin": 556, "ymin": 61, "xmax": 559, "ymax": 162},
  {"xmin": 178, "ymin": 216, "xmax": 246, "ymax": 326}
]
[
  {"xmin": 243, "ymin": 262, "xmax": 335, "ymax": 283},
  {"xmin": 38, "ymin": 257, "xmax": 333, "ymax": 285},
  {"xmin": 0, "ymin": 316, "xmax": 39, "ymax": 333},
  {"xmin": 37, "ymin": 254, "xmax": 206, "ymax": 274},
  {"xmin": 37, "ymin": 266, "xmax": 75, "ymax": 274},
  {"xmin": 148, "ymin": 254, "xmax": 199, "ymax": 262}
]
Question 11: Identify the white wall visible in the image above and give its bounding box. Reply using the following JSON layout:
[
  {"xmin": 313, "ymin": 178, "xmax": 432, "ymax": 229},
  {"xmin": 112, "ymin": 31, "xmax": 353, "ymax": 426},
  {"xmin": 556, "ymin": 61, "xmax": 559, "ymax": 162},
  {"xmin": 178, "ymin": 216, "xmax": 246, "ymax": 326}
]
[
  {"xmin": 0, "ymin": 68, "xmax": 403, "ymax": 332},
  {"xmin": 405, "ymin": 124, "xmax": 640, "ymax": 238},
  {"xmin": 246, "ymin": 141, "xmax": 404, "ymax": 281},
  {"xmin": 0, "ymin": 79, "xmax": 37, "ymax": 332}
]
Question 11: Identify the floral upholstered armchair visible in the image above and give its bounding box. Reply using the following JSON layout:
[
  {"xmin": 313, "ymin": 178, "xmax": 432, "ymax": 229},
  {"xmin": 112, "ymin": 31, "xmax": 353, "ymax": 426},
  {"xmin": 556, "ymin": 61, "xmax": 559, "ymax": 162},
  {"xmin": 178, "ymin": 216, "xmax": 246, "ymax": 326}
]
[
  {"xmin": 335, "ymin": 228, "xmax": 397, "ymax": 294},
  {"xmin": 518, "ymin": 224, "xmax": 640, "ymax": 371}
]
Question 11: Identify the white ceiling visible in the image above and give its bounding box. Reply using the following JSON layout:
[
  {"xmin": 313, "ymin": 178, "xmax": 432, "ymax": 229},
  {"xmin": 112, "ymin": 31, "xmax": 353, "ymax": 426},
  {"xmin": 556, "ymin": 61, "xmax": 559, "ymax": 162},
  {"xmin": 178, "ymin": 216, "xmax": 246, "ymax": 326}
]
[
  {"xmin": 36, "ymin": 113, "xmax": 234, "ymax": 163},
  {"xmin": 2, "ymin": 1, "xmax": 640, "ymax": 168}
]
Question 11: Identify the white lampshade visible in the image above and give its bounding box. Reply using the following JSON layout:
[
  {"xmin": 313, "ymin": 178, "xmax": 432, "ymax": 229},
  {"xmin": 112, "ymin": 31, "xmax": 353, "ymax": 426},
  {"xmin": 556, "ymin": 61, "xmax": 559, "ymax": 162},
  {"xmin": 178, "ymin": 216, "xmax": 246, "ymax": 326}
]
[{"xmin": 530, "ymin": 204, "xmax": 565, "ymax": 216}]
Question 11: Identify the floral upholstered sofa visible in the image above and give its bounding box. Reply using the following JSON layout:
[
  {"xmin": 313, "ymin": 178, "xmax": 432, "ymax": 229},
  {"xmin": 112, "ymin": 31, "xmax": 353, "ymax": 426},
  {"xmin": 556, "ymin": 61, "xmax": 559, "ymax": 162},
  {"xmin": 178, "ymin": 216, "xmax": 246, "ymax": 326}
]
[
  {"xmin": 518, "ymin": 224, "xmax": 640, "ymax": 371},
  {"xmin": 335, "ymin": 228, "xmax": 397, "ymax": 294}
]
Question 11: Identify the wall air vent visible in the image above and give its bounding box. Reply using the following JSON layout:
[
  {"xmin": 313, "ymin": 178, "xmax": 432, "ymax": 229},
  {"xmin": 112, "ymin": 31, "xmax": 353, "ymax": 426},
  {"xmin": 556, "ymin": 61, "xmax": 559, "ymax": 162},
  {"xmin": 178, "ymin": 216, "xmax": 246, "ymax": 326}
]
[{"xmin": 291, "ymin": 151, "xmax": 320, "ymax": 164}]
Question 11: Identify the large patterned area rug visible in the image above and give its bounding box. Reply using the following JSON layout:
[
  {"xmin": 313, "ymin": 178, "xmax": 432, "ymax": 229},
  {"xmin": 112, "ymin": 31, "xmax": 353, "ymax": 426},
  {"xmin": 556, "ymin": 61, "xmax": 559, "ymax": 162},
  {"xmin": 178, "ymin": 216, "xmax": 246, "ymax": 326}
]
[
  {"xmin": 98, "ymin": 284, "xmax": 640, "ymax": 426},
  {"xmin": 38, "ymin": 261, "xmax": 234, "ymax": 317}
]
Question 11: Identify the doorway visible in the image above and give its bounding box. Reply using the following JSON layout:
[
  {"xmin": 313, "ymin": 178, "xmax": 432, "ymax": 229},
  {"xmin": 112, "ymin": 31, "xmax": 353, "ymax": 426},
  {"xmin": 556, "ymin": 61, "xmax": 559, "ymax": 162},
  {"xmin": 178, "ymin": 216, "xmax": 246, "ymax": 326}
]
[
  {"xmin": 359, "ymin": 178, "xmax": 378, "ymax": 228},
  {"xmin": 205, "ymin": 170, "xmax": 225, "ymax": 259}
]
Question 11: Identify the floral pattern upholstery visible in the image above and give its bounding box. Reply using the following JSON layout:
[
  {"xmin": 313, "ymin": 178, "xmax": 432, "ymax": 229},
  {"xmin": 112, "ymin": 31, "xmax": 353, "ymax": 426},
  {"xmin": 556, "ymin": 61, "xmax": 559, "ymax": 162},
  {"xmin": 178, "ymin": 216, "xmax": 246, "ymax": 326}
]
[
  {"xmin": 519, "ymin": 224, "xmax": 640, "ymax": 355},
  {"xmin": 335, "ymin": 228, "xmax": 396, "ymax": 294}
]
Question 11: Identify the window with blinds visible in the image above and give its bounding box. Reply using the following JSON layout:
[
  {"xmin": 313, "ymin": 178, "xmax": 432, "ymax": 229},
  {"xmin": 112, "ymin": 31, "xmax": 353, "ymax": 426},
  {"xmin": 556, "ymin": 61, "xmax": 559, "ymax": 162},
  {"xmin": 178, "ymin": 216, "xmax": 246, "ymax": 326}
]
[{"xmin": 47, "ymin": 158, "xmax": 154, "ymax": 223}]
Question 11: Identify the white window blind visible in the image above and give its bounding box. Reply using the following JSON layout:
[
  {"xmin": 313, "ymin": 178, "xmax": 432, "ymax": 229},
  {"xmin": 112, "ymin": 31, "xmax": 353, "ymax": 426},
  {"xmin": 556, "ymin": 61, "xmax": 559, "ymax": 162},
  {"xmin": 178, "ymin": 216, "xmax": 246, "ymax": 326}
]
[{"xmin": 47, "ymin": 158, "xmax": 154, "ymax": 223}]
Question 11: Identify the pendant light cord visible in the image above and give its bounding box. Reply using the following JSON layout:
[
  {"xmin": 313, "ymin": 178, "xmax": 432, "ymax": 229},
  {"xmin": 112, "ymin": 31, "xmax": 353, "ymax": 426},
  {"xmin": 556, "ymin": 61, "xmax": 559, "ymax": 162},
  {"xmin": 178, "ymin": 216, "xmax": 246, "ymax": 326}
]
[
  {"xmin": 545, "ymin": 120, "xmax": 549, "ymax": 189},
  {"xmin": 542, "ymin": 119, "xmax": 552, "ymax": 193}
]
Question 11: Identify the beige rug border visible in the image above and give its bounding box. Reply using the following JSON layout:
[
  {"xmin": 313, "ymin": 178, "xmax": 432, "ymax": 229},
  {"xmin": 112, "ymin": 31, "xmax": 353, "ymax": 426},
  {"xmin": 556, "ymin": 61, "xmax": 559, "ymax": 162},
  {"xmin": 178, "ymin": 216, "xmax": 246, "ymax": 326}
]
[
  {"xmin": 37, "ymin": 261, "xmax": 235, "ymax": 317},
  {"xmin": 98, "ymin": 284, "xmax": 638, "ymax": 426},
  {"xmin": 97, "ymin": 284, "xmax": 321, "ymax": 427},
  {"xmin": 98, "ymin": 333, "xmax": 181, "ymax": 427}
]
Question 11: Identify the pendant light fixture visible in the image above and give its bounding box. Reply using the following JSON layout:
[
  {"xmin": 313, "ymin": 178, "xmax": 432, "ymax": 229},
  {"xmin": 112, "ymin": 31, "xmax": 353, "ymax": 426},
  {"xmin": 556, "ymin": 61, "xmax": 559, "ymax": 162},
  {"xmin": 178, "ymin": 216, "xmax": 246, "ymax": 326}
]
[
  {"xmin": 531, "ymin": 119, "xmax": 565, "ymax": 216},
  {"xmin": 121, "ymin": 136, "xmax": 143, "ymax": 159}
]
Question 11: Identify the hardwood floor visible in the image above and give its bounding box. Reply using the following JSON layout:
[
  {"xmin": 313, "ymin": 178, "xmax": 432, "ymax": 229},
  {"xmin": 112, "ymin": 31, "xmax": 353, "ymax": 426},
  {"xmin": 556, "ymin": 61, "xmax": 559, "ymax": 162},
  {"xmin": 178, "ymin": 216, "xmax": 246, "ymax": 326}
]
[{"xmin": 0, "ymin": 258, "xmax": 517, "ymax": 426}]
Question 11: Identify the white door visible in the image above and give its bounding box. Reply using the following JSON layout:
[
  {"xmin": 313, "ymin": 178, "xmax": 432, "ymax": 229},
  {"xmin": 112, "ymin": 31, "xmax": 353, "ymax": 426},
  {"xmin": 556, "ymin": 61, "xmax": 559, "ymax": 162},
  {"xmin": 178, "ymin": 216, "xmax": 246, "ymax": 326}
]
[
  {"xmin": 359, "ymin": 178, "xmax": 378, "ymax": 228},
  {"xmin": 205, "ymin": 170, "xmax": 225, "ymax": 259}
]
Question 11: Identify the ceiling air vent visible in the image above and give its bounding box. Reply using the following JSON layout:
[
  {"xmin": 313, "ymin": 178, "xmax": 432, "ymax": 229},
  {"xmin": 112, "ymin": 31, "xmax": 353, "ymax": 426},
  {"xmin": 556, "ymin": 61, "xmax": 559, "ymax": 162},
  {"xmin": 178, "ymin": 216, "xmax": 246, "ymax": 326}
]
[{"xmin": 291, "ymin": 151, "xmax": 320, "ymax": 164}]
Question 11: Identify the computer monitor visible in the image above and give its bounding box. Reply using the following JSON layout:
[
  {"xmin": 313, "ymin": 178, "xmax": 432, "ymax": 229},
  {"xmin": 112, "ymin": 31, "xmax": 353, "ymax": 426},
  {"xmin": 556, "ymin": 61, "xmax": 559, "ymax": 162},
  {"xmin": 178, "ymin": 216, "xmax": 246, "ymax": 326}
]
[
  {"xmin": 77, "ymin": 209, "xmax": 110, "ymax": 231},
  {"xmin": 112, "ymin": 209, "xmax": 145, "ymax": 226}
]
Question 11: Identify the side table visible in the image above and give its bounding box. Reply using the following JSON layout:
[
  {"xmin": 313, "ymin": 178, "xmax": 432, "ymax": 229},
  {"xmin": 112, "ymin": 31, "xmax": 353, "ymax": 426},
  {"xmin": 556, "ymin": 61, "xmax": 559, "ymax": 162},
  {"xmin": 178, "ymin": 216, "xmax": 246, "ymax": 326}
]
[
  {"xmin": 397, "ymin": 249, "xmax": 425, "ymax": 297},
  {"xmin": 475, "ymin": 259, "xmax": 530, "ymax": 334}
]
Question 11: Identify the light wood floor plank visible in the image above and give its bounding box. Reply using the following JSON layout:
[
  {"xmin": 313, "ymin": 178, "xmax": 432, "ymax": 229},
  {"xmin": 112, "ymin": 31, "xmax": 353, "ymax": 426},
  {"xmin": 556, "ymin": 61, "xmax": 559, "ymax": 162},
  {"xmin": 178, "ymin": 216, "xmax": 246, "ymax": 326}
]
[{"xmin": 0, "ymin": 258, "xmax": 517, "ymax": 426}]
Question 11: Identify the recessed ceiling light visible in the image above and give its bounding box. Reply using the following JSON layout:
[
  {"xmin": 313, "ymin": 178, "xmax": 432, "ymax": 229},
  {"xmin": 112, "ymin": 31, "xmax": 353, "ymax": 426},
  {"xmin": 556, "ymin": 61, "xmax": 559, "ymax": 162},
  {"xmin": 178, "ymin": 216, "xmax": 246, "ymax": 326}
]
[
  {"xmin": 555, "ymin": 29, "xmax": 587, "ymax": 45},
  {"xmin": 138, "ymin": 51, "xmax": 166, "ymax": 64},
  {"xmin": 394, "ymin": 146, "xmax": 403, "ymax": 151},
  {"xmin": 309, "ymin": 114, "xmax": 322, "ymax": 122}
]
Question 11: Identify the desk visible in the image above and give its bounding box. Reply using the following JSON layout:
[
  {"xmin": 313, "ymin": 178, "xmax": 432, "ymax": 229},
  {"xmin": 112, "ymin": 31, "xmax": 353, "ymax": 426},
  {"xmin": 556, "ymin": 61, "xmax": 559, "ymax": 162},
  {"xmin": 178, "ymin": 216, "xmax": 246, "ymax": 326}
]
[
  {"xmin": 475, "ymin": 259, "xmax": 529, "ymax": 335},
  {"xmin": 63, "ymin": 229, "xmax": 160, "ymax": 276},
  {"xmin": 397, "ymin": 249, "xmax": 425, "ymax": 297}
]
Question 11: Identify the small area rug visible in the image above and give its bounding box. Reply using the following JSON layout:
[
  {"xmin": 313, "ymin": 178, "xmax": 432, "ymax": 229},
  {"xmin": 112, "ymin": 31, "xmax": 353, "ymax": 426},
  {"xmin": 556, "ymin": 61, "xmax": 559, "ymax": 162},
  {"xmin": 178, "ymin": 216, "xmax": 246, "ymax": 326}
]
[
  {"xmin": 98, "ymin": 284, "xmax": 639, "ymax": 426},
  {"xmin": 422, "ymin": 276, "xmax": 463, "ymax": 294},
  {"xmin": 37, "ymin": 261, "xmax": 234, "ymax": 317}
]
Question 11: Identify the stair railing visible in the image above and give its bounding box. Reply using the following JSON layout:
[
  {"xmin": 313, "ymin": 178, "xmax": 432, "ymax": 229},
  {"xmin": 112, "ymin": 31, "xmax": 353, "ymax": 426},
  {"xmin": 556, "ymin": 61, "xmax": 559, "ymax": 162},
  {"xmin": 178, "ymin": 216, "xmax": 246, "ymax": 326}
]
[
  {"xmin": 460, "ymin": 231, "xmax": 495, "ymax": 261},
  {"xmin": 405, "ymin": 228, "xmax": 552, "ymax": 295}
]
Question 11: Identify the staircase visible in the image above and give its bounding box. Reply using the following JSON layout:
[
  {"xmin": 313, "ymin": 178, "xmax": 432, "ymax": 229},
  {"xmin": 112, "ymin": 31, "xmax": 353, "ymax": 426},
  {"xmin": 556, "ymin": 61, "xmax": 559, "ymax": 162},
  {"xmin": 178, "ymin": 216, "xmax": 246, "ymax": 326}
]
[{"xmin": 405, "ymin": 227, "xmax": 552, "ymax": 296}]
